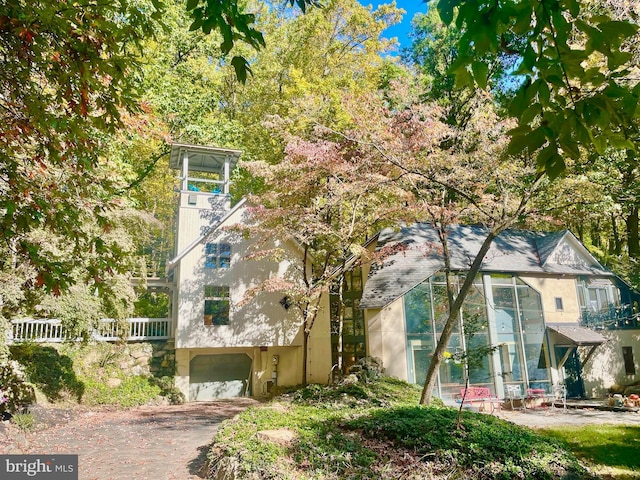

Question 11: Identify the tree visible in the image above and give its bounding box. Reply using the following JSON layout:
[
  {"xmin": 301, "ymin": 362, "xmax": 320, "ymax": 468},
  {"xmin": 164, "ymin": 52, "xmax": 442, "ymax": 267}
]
[
  {"xmin": 184, "ymin": 0, "xmax": 322, "ymax": 82},
  {"xmin": 436, "ymin": 0, "xmax": 640, "ymax": 178},
  {"xmin": 314, "ymin": 82, "xmax": 549, "ymax": 404},
  {"xmin": 407, "ymin": 1, "xmax": 523, "ymax": 127},
  {"xmin": 241, "ymin": 119, "xmax": 409, "ymax": 383},
  {"xmin": 216, "ymin": 0, "xmax": 404, "ymax": 167},
  {"xmin": 0, "ymin": 0, "xmax": 162, "ymax": 295}
]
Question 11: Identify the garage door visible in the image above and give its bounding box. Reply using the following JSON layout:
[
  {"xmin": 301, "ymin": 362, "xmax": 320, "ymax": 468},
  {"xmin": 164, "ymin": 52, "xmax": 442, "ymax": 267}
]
[{"xmin": 189, "ymin": 354, "xmax": 252, "ymax": 401}]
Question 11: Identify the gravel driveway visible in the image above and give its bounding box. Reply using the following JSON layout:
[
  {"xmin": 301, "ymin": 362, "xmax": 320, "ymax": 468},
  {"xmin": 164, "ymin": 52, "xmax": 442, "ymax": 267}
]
[{"xmin": 0, "ymin": 399, "xmax": 257, "ymax": 480}]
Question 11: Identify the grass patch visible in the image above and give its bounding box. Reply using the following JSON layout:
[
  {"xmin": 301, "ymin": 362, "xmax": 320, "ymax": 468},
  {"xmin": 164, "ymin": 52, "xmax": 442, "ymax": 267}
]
[
  {"xmin": 540, "ymin": 425, "xmax": 640, "ymax": 479},
  {"xmin": 82, "ymin": 376, "xmax": 161, "ymax": 408},
  {"xmin": 11, "ymin": 412, "xmax": 36, "ymax": 431},
  {"xmin": 209, "ymin": 378, "xmax": 593, "ymax": 480}
]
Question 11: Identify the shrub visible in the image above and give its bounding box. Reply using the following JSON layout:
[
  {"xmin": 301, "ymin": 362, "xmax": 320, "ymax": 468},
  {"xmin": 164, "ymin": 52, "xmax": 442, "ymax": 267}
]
[
  {"xmin": 0, "ymin": 364, "xmax": 35, "ymax": 414},
  {"xmin": 83, "ymin": 375, "xmax": 161, "ymax": 407},
  {"xmin": 151, "ymin": 376, "xmax": 185, "ymax": 405},
  {"xmin": 9, "ymin": 343, "xmax": 84, "ymax": 402}
]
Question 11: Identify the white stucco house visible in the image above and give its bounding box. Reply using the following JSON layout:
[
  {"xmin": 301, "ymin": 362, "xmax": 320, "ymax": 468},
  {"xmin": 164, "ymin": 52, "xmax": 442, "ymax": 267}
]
[
  {"xmin": 167, "ymin": 143, "xmax": 640, "ymax": 402},
  {"xmin": 166, "ymin": 144, "xmax": 332, "ymax": 400}
]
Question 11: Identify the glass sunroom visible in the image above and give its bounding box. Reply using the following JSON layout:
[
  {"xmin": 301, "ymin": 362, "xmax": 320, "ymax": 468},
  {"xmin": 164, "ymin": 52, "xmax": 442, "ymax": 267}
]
[{"xmin": 404, "ymin": 273, "xmax": 550, "ymax": 401}]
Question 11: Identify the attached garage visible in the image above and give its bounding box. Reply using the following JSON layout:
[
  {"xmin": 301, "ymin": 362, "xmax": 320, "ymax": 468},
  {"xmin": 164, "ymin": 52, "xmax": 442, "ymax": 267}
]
[{"xmin": 189, "ymin": 353, "xmax": 253, "ymax": 400}]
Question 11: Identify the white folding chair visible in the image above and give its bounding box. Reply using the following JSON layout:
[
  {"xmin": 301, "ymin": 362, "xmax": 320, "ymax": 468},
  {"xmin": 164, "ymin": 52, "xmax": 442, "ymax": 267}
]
[
  {"xmin": 552, "ymin": 384, "xmax": 567, "ymax": 411},
  {"xmin": 506, "ymin": 384, "xmax": 526, "ymax": 410}
]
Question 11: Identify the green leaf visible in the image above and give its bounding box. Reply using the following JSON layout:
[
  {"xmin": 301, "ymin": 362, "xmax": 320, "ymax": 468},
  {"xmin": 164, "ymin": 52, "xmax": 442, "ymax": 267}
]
[
  {"xmin": 438, "ymin": 0, "xmax": 458, "ymax": 25},
  {"xmin": 536, "ymin": 144, "xmax": 556, "ymax": 170},
  {"xmin": 231, "ymin": 56, "xmax": 252, "ymax": 84},
  {"xmin": 521, "ymin": 103, "xmax": 542, "ymax": 125},
  {"xmin": 608, "ymin": 51, "xmax": 632, "ymax": 70},
  {"xmin": 546, "ymin": 152, "xmax": 566, "ymax": 179},
  {"xmin": 454, "ymin": 67, "xmax": 472, "ymax": 89},
  {"xmin": 471, "ymin": 61, "xmax": 488, "ymax": 89},
  {"xmin": 189, "ymin": 18, "xmax": 203, "ymax": 31},
  {"xmin": 609, "ymin": 135, "xmax": 635, "ymax": 150},
  {"xmin": 536, "ymin": 144, "xmax": 565, "ymax": 179},
  {"xmin": 566, "ymin": 0, "xmax": 580, "ymax": 17},
  {"xmin": 559, "ymin": 139, "xmax": 580, "ymax": 160},
  {"xmin": 507, "ymin": 133, "xmax": 530, "ymax": 156},
  {"xmin": 538, "ymin": 81, "xmax": 550, "ymax": 105},
  {"xmin": 528, "ymin": 127, "xmax": 548, "ymax": 152},
  {"xmin": 508, "ymin": 86, "xmax": 529, "ymax": 118},
  {"xmin": 589, "ymin": 130, "xmax": 607, "ymax": 155},
  {"xmin": 186, "ymin": 0, "xmax": 199, "ymax": 11}
]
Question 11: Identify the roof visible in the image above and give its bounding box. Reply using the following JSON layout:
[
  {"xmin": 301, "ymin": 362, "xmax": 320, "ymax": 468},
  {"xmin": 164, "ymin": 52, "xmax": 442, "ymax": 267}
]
[
  {"xmin": 169, "ymin": 143, "xmax": 242, "ymax": 173},
  {"xmin": 546, "ymin": 323, "xmax": 607, "ymax": 346},
  {"xmin": 360, "ymin": 224, "xmax": 613, "ymax": 309}
]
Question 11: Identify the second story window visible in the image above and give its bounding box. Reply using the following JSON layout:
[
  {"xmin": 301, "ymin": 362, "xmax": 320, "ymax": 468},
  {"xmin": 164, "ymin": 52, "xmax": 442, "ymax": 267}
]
[
  {"xmin": 205, "ymin": 243, "xmax": 231, "ymax": 269},
  {"xmin": 204, "ymin": 285, "xmax": 230, "ymax": 326}
]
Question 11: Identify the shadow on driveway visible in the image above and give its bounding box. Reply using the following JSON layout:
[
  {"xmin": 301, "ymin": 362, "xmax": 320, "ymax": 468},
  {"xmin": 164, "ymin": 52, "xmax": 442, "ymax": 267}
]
[{"xmin": 1, "ymin": 399, "xmax": 258, "ymax": 480}]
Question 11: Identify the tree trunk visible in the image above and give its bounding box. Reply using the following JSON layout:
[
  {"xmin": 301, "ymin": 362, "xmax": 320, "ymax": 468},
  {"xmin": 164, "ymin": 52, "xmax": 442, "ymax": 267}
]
[
  {"xmin": 627, "ymin": 206, "xmax": 639, "ymax": 259},
  {"xmin": 611, "ymin": 212, "xmax": 622, "ymax": 255},
  {"xmin": 591, "ymin": 221, "xmax": 600, "ymax": 248},
  {"xmin": 302, "ymin": 316, "xmax": 310, "ymax": 387},
  {"xmin": 420, "ymin": 229, "xmax": 498, "ymax": 405}
]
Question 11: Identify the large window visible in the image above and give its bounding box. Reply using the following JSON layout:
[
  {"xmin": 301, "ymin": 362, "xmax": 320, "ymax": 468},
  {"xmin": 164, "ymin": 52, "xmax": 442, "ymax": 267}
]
[
  {"xmin": 330, "ymin": 269, "xmax": 366, "ymax": 374},
  {"xmin": 403, "ymin": 274, "xmax": 490, "ymax": 396},
  {"xmin": 492, "ymin": 275, "xmax": 549, "ymax": 390},
  {"xmin": 403, "ymin": 273, "xmax": 549, "ymax": 399},
  {"xmin": 204, "ymin": 285, "xmax": 230, "ymax": 325},
  {"xmin": 205, "ymin": 243, "xmax": 231, "ymax": 269}
]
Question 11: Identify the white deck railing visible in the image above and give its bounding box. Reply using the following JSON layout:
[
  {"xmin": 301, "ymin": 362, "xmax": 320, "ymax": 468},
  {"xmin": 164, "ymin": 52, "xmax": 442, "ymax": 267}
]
[{"xmin": 8, "ymin": 318, "xmax": 173, "ymax": 343}]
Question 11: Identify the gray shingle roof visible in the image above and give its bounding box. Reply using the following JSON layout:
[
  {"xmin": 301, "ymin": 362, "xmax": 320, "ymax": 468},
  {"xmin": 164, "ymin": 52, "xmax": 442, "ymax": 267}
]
[{"xmin": 360, "ymin": 224, "xmax": 612, "ymax": 309}]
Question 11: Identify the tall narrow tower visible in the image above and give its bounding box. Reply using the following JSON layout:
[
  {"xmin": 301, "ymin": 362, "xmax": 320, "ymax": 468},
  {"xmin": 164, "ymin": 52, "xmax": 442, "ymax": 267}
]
[{"xmin": 169, "ymin": 143, "xmax": 242, "ymax": 256}]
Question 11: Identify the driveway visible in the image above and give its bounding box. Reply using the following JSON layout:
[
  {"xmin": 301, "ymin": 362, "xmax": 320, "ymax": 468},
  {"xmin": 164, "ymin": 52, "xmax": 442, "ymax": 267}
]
[
  {"xmin": 498, "ymin": 405, "xmax": 640, "ymax": 428},
  {"xmin": 0, "ymin": 399, "xmax": 257, "ymax": 480}
]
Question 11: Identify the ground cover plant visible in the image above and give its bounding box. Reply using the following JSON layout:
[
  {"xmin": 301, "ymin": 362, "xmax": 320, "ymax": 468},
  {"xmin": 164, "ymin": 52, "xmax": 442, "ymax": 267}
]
[
  {"xmin": 7, "ymin": 343, "xmax": 180, "ymax": 408},
  {"xmin": 540, "ymin": 425, "xmax": 640, "ymax": 480},
  {"xmin": 208, "ymin": 377, "xmax": 595, "ymax": 480}
]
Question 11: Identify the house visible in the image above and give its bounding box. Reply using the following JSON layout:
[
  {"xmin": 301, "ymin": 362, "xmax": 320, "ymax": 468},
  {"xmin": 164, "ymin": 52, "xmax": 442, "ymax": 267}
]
[
  {"xmin": 166, "ymin": 144, "xmax": 331, "ymax": 401},
  {"xmin": 167, "ymin": 143, "xmax": 639, "ymax": 402},
  {"xmin": 357, "ymin": 223, "xmax": 640, "ymax": 400}
]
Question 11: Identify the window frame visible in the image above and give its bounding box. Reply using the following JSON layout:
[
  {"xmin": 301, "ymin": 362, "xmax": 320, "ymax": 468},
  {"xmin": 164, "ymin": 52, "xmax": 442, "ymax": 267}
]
[
  {"xmin": 623, "ymin": 346, "xmax": 636, "ymax": 375},
  {"xmin": 205, "ymin": 242, "xmax": 232, "ymax": 269},
  {"xmin": 554, "ymin": 297, "xmax": 564, "ymax": 311},
  {"xmin": 203, "ymin": 285, "xmax": 230, "ymax": 326}
]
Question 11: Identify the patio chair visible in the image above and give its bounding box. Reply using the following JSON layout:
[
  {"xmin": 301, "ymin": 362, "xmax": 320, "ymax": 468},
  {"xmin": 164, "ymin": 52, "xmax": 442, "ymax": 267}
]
[
  {"xmin": 552, "ymin": 384, "xmax": 567, "ymax": 411},
  {"xmin": 506, "ymin": 384, "xmax": 526, "ymax": 410}
]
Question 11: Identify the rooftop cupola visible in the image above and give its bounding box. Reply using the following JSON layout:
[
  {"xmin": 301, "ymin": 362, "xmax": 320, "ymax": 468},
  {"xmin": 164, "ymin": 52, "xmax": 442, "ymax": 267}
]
[{"xmin": 170, "ymin": 143, "xmax": 241, "ymax": 195}]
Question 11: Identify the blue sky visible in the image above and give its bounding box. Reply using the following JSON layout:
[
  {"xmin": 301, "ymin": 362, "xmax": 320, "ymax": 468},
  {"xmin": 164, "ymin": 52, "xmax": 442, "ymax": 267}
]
[{"xmin": 364, "ymin": 1, "xmax": 429, "ymax": 50}]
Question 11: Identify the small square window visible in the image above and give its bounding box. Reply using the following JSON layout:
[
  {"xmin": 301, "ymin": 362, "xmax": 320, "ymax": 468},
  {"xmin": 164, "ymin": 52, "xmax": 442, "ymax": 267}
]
[
  {"xmin": 554, "ymin": 297, "xmax": 564, "ymax": 311},
  {"xmin": 205, "ymin": 243, "xmax": 231, "ymax": 269},
  {"xmin": 204, "ymin": 285, "xmax": 230, "ymax": 326}
]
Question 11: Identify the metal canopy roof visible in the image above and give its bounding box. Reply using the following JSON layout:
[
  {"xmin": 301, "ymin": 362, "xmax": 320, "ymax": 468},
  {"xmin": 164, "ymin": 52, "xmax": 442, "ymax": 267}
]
[
  {"xmin": 169, "ymin": 143, "xmax": 242, "ymax": 173},
  {"xmin": 546, "ymin": 323, "xmax": 607, "ymax": 346}
]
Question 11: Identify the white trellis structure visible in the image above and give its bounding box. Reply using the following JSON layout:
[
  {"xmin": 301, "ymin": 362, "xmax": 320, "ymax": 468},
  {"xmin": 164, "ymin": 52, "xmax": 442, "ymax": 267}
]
[{"xmin": 8, "ymin": 318, "xmax": 173, "ymax": 344}]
